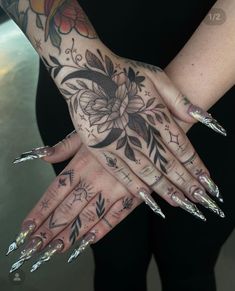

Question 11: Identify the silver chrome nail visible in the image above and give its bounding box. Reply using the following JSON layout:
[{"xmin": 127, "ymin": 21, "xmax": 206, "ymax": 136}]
[
  {"xmin": 13, "ymin": 146, "xmax": 54, "ymax": 164},
  {"xmin": 193, "ymin": 189, "xmax": 225, "ymax": 218},
  {"xmin": 31, "ymin": 239, "xmax": 64, "ymax": 272},
  {"xmin": 10, "ymin": 237, "xmax": 43, "ymax": 273},
  {"xmin": 188, "ymin": 105, "xmax": 227, "ymax": 136},
  {"xmin": 6, "ymin": 221, "xmax": 36, "ymax": 256},
  {"xmin": 171, "ymin": 194, "xmax": 206, "ymax": 221},
  {"xmin": 137, "ymin": 188, "xmax": 165, "ymax": 219},
  {"xmin": 198, "ymin": 173, "xmax": 223, "ymax": 203},
  {"xmin": 68, "ymin": 232, "xmax": 96, "ymax": 263}
]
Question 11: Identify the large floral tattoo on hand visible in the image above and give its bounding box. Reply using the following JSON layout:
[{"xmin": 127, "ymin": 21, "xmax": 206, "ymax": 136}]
[{"xmin": 43, "ymin": 41, "xmax": 170, "ymax": 173}]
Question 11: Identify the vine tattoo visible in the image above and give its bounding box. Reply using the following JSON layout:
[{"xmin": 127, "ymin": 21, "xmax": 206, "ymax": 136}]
[
  {"xmin": 96, "ymin": 192, "xmax": 106, "ymax": 218},
  {"xmin": 45, "ymin": 45, "xmax": 170, "ymax": 173},
  {"xmin": 69, "ymin": 215, "xmax": 82, "ymax": 245}
]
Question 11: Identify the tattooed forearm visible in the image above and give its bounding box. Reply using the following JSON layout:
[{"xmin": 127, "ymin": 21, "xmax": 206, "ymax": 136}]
[{"xmin": 0, "ymin": 0, "xmax": 97, "ymax": 51}]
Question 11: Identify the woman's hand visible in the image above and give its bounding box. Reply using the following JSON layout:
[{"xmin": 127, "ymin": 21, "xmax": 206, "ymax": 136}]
[
  {"xmin": 52, "ymin": 46, "xmax": 225, "ymax": 209},
  {"xmin": 8, "ymin": 129, "xmax": 224, "ymax": 273}
]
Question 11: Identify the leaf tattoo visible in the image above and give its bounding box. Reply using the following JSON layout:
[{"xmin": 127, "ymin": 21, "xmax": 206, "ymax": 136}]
[
  {"xmin": 69, "ymin": 215, "xmax": 82, "ymax": 245},
  {"xmin": 96, "ymin": 192, "xmax": 106, "ymax": 218}
]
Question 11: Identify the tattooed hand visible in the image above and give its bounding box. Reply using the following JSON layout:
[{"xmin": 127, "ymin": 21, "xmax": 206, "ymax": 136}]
[
  {"xmin": 7, "ymin": 130, "xmax": 222, "ymax": 272},
  {"xmin": 46, "ymin": 44, "xmax": 225, "ymax": 213}
]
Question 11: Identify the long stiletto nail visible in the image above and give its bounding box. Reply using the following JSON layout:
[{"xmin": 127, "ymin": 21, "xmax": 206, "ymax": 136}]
[
  {"xmin": 10, "ymin": 237, "xmax": 43, "ymax": 273},
  {"xmin": 198, "ymin": 173, "xmax": 223, "ymax": 203},
  {"xmin": 6, "ymin": 221, "xmax": 36, "ymax": 256},
  {"xmin": 13, "ymin": 146, "xmax": 54, "ymax": 164},
  {"xmin": 137, "ymin": 188, "xmax": 165, "ymax": 219},
  {"xmin": 68, "ymin": 232, "xmax": 96, "ymax": 263},
  {"xmin": 171, "ymin": 194, "xmax": 206, "ymax": 221},
  {"xmin": 30, "ymin": 239, "xmax": 64, "ymax": 273},
  {"xmin": 188, "ymin": 105, "xmax": 227, "ymax": 136},
  {"xmin": 193, "ymin": 189, "xmax": 225, "ymax": 218}
]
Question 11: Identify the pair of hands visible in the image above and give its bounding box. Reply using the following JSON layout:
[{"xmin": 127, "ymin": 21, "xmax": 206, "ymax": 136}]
[{"xmin": 7, "ymin": 49, "xmax": 225, "ymax": 272}]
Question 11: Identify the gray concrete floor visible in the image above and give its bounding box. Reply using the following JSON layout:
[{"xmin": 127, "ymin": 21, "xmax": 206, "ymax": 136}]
[{"xmin": 0, "ymin": 19, "xmax": 234, "ymax": 291}]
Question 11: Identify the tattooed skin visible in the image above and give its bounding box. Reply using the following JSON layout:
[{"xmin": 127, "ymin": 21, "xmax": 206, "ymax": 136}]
[
  {"xmin": 96, "ymin": 192, "xmax": 106, "ymax": 218},
  {"xmin": 44, "ymin": 44, "xmax": 170, "ymax": 172},
  {"xmin": 1, "ymin": 0, "xmax": 170, "ymax": 174},
  {"xmin": 58, "ymin": 169, "xmax": 74, "ymax": 187},
  {"xmin": 69, "ymin": 215, "xmax": 82, "ymax": 245}
]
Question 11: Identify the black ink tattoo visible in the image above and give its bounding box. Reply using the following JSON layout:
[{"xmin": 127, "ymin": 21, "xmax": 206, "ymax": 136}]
[
  {"xmin": 122, "ymin": 197, "xmax": 134, "ymax": 210},
  {"xmin": 70, "ymin": 179, "xmax": 93, "ymax": 204},
  {"xmin": 40, "ymin": 199, "xmax": 50, "ymax": 211},
  {"xmin": 150, "ymin": 174, "xmax": 164, "ymax": 187},
  {"xmin": 40, "ymin": 232, "xmax": 47, "ymax": 240},
  {"xmin": 104, "ymin": 153, "xmax": 118, "ymax": 168},
  {"xmin": 96, "ymin": 192, "xmax": 106, "ymax": 218},
  {"xmin": 195, "ymin": 169, "xmax": 204, "ymax": 176},
  {"xmin": 55, "ymin": 47, "xmax": 170, "ymax": 173},
  {"xmin": 175, "ymin": 172, "xmax": 186, "ymax": 183},
  {"xmin": 58, "ymin": 169, "xmax": 74, "ymax": 187},
  {"xmin": 102, "ymin": 217, "xmax": 113, "ymax": 229},
  {"xmin": 34, "ymin": 38, "xmax": 42, "ymax": 50},
  {"xmin": 69, "ymin": 215, "xmax": 82, "ymax": 245},
  {"xmin": 49, "ymin": 211, "xmax": 68, "ymax": 229}
]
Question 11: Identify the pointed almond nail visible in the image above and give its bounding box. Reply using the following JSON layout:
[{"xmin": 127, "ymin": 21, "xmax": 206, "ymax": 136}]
[
  {"xmin": 137, "ymin": 188, "xmax": 165, "ymax": 219},
  {"xmin": 10, "ymin": 237, "xmax": 43, "ymax": 273},
  {"xmin": 198, "ymin": 173, "xmax": 223, "ymax": 203},
  {"xmin": 188, "ymin": 105, "xmax": 227, "ymax": 136},
  {"xmin": 6, "ymin": 221, "xmax": 36, "ymax": 256},
  {"xmin": 31, "ymin": 239, "xmax": 64, "ymax": 272},
  {"xmin": 193, "ymin": 189, "xmax": 225, "ymax": 218},
  {"xmin": 68, "ymin": 232, "xmax": 96, "ymax": 263},
  {"xmin": 13, "ymin": 146, "xmax": 54, "ymax": 164},
  {"xmin": 171, "ymin": 194, "xmax": 206, "ymax": 221}
]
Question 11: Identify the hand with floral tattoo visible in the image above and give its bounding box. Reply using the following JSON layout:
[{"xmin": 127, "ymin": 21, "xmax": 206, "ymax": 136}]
[{"xmin": 7, "ymin": 130, "xmax": 223, "ymax": 273}]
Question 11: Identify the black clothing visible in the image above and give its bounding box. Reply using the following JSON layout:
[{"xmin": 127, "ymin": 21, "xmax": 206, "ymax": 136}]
[{"xmin": 36, "ymin": 1, "xmax": 235, "ymax": 290}]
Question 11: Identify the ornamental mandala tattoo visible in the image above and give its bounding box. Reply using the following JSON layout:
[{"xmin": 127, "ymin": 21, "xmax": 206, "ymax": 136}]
[{"xmin": 44, "ymin": 44, "xmax": 170, "ymax": 173}]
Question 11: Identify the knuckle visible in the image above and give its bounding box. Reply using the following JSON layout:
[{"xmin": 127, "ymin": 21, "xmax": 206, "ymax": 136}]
[
  {"xmin": 165, "ymin": 157, "xmax": 177, "ymax": 174},
  {"xmin": 178, "ymin": 141, "xmax": 194, "ymax": 160},
  {"xmin": 139, "ymin": 164, "xmax": 156, "ymax": 178}
]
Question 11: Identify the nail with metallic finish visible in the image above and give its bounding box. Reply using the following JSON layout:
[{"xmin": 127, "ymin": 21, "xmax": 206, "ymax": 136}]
[
  {"xmin": 13, "ymin": 146, "xmax": 55, "ymax": 164},
  {"xmin": 68, "ymin": 232, "xmax": 96, "ymax": 263},
  {"xmin": 30, "ymin": 239, "xmax": 64, "ymax": 273},
  {"xmin": 198, "ymin": 173, "xmax": 223, "ymax": 203},
  {"xmin": 137, "ymin": 188, "xmax": 165, "ymax": 219},
  {"xmin": 6, "ymin": 221, "xmax": 36, "ymax": 256},
  {"xmin": 188, "ymin": 105, "xmax": 227, "ymax": 136},
  {"xmin": 171, "ymin": 194, "xmax": 206, "ymax": 221},
  {"xmin": 10, "ymin": 237, "xmax": 43, "ymax": 273},
  {"xmin": 193, "ymin": 189, "xmax": 225, "ymax": 218}
]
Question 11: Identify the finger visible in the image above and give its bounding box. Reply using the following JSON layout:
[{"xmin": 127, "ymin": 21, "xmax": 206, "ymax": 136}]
[
  {"xmin": 98, "ymin": 150, "xmax": 206, "ymax": 220},
  {"xmin": 13, "ymin": 130, "xmax": 81, "ymax": 164},
  {"xmin": 42, "ymin": 131, "xmax": 82, "ymax": 163},
  {"xmin": 29, "ymin": 194, "xmax": 140, "ymax": 271},
  {"xmin": 7, "ymin": 145, "xmax": 95, "ymax": 255},
  {"xmin": 27, "ymin": 174, "xmax": 126, "ymax": 251},
  {"xmin": 148, "ymin": 69, "xmax": 226, "ymax": 136},
  {"xmin": 107, "ymin": 147, "xmax": 225, "ymax": 218}
]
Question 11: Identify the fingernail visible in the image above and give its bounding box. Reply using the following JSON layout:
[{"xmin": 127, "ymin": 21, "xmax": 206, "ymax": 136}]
[
  {"xmin": 31, "ymin": 239, "xmax": 64, "ymax": 272},
  {"xmin": 68, "ymin": 232, "xmax": 96, "ymax": 263},
  {"xmin": 198, "ymin": 173, "xmax": 223, "ymax": 203},
  {"xmin": 13, "ymin": 146, "xmax": 55, "ymax": 164},
  {"xmin": 137, "ymin": 188, "xmax": 165, "ymax": 219},
  {"xmin": 6, "ymin": 221, "xmax": 36, "ymax": 256},
  {"xmin": 193, "ymin": 189, "xmax": 225, "ymax": 218},
  {"xmin": 188, "ymin": 105, "xmax": 227, "ymax": 136},
  {"xmin": 9, "ymin": 237, "xmax": 43, "ymax": 273},
  {"xmin": 171, "ymin": 193, "xmax": 206, "ymax": 221}
]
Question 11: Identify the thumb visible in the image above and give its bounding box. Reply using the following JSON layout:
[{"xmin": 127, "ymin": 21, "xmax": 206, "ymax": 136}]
[
  {"xmin": 43, "ymin": 131, "xmax": 82, "ymax": 163},
  {"xmin": 149, "ymin": 69, "xmax": 226, "ymax": 136}
]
